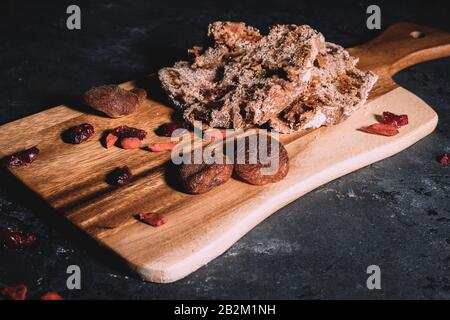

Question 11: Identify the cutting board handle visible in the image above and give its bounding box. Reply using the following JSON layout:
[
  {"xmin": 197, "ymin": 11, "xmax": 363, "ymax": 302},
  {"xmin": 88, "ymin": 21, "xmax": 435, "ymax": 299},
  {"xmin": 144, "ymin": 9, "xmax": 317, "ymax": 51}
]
[{"xmin": 349, "ymin": 22, "xmax": 450, "ymax": 77}]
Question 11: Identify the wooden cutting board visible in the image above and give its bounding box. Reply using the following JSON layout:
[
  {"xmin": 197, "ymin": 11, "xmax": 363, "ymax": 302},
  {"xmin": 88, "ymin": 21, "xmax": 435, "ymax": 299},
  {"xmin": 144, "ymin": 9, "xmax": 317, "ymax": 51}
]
[{"xmin": 1, "ymin": 22, "xmax": 449, "ymax": 283}]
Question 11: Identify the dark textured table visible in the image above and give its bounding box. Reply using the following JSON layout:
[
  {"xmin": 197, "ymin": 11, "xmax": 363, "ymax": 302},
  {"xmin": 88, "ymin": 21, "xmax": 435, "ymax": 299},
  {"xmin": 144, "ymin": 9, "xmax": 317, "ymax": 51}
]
[{"xmin": 0, "ymin": 0, "xmax": 449, "ymax": 299}]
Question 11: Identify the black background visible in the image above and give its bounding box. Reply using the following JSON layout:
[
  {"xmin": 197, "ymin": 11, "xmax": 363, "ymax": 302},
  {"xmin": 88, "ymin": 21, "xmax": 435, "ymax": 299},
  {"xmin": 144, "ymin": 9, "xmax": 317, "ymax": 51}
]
[{"xmin": 0, "ymin": 0, "xmax": 449, "ymax": 299}]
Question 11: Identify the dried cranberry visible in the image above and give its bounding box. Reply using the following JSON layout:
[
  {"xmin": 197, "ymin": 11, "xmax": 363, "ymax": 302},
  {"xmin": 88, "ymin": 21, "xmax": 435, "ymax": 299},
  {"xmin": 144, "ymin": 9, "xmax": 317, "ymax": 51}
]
[
  {"xmin": 137, "ymin": 212, "xmax": 166, "ymax": 227},
  {"xmin": 380, "ymin": 111, "xmax": 408, "ymax": 128},
  {"xmin": 108, "ymin": 166, "xmax": 132, "ymax": 186},
  {"xmin": 0, "ymin": 226, "xmax": 36, "ymax": 249},
  {"xmin": 64, "ymin": 123, "xmax": 95, "ymax": 144},
  {"xmin": 3, "ymin": 147, "xmax": 40, "ymax": 168},
  {"xmin": 111, "ymin": 125, "xmax": 147, "ymax": 140},
  {"xmin": 439, "ymin": 153, "xmax": 449, "ymax": 166},
  {"xmin": 1, "ymin": 285, "xmax": 27, "ymax": 300},
  {"xmin": 156, "ymin": 122, "xmax": 189, "ymax": 137},
  {"xmin": 359, "ymin": 123, "xmax": 399, "ymax": 136}
]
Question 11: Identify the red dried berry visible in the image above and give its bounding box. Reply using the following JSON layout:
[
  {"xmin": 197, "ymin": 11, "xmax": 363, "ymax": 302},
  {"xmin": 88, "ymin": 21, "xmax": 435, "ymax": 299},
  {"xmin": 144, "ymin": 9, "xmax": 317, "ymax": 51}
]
[
  {"xmin": 40, "ymin": 292, "xmax": 64, "ymax": 300},
  {"xmin": 105, "ymin": 133, "xmax": 118, "ymax": 148},
  {"xmin": 439, "ymin": 153, "xmax": 449, "ymax": 166},
  {"xmin": 137, "ymin": 212, "xmax": 166, "ymax": 227},
  {"xmin": 148, "ymin": 141, "xmax": 178, "ymax": 152},
  {"xmin": 111, "ymin": 125, "xmax": 147, "ymax": 140},
  {"xmin": 64, "ymin": 123, "xmax": 95, "ymax": 144},
  {"xmin": 3, "ymin": 147, "xmax": 40, "ymax": 168},
  {"xmin": 108, "ymin": 166, "xmax": 132, "ymax": 186},
  {"xmin": 120, "ymin": 137, "xmax": 141, "ymax": 149},
  {"xmin": 359, "ymin": 123, "xmax": 399, "ymax": 136},
  {"xmin": 156, "ymin": 122, "xmax": 189, "ymax": 137},
  {"xmin": 380, "ymin": 111, "xmax": 408, "ymax": 128},
  {"xmin": 1, "ymin": 285, "xmax": 28, "ymax": 300},
  {"xmin": 0, "ymin": 226, "xmax": 36, "ymax": 249}
]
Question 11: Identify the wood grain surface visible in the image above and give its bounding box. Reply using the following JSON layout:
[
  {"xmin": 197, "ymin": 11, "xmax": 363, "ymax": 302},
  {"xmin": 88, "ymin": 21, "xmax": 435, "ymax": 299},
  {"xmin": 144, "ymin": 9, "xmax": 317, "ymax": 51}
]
[{"xmin": 0, "ymin": 22, "xmax": 449, "ymax": 283}]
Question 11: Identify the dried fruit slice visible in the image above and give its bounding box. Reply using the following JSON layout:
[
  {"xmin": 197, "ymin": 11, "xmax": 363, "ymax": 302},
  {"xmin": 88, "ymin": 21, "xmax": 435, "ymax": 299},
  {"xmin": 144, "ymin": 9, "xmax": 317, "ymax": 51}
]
[
  {"xmin": 137, "ymin": 212, "xmax": 166, "ymax": 227},
  {"xmin": 380, "ymin": 111, "xmax": 408, "ymax": 128},
  {"xmin": 359, "ymin": 123, "xmax": 399, "ymax": 136},
  {"xmin": 40, "ymin": 292, "xmax": 64, "ymax": 300},
  {"xmin": 148, "ymin": 141, "xmax": 178, "ymax": 152},
  {"xmin": 120, "ymin": 137, "xmax": 141, "ymax": 149},
  {"xmin": 1, "ymin": 285, "xmax": 27, "ymax": 300},
  {"xmin": 105, "ymin": 133, "xmax": 118, "ymax": 148}
]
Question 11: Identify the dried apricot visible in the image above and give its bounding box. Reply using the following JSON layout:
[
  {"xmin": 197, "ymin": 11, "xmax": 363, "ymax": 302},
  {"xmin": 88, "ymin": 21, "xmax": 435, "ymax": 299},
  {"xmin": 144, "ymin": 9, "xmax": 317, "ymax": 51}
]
[{"xmin": 82, "ymin": 85, "xmax": 147, "ymax": 118}]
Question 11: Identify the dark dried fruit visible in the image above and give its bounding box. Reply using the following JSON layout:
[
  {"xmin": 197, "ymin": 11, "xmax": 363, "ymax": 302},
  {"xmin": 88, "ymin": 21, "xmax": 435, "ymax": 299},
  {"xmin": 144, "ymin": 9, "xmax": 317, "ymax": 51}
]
[
  {"xmin": 178, "ymin": 154, "xmax": 233, "ymax": 194},
  {"xmin": 82, "ymin": 85, "xmax": 147, "ymax": 118},
  {"xmin": 439, "ymin": 153, "xmax": 449, "ymax": 166},
  {"xmin": 3, "ymin": 147, "xmax": 40, "ymax": 168},
  {"xmin": 120, "ymin": 137, "xmax": 141, "ymax": 149},
  {"xmin": 1, "ymin": 285, "xmax": 27, "ymax": 300},
  {"xmin": 359, "ymin": 123, "xmax": 399, "ymax": 136},
  {"xmin": 105, "ymin": 133, "xmax": 118, "ymax": 148},
  {"xmin": 107, "ymin": 166, "xmax": 132, "ymax": 186},
  {"xmin": 111, "ymin": 125, "xmax": 147, "ymax": 140},
  {"xmin": 130, "ymin": 88, "xmax": 147, "ymax": 104},
  {"xmin": 137, "ymin": 212, "xmax": 166, "ymax": 227},
  {"xmin": 148, "ymin": 141, "xmax": 178, "ymax": 152},
  {"xmin": 40, "ymin": 292, "xmax": 64, "ymax": 300},
  {"xmin": 234, "ymin": 134, "xmax": 289, "ymax": 186},
  {"xmin": 0, "ymin": 226, "xmax": 36, "ymax": 249},
  {"xmin": 64, "ymin": 123, "xmax": 95, "ymax": 144},
  {"xmin": 381, "ymin": 111, "xmax": 408, "ymax": 128},
  {"xmin": 156, "ymin": 122, "xmax": 189, "ymax": 137}
]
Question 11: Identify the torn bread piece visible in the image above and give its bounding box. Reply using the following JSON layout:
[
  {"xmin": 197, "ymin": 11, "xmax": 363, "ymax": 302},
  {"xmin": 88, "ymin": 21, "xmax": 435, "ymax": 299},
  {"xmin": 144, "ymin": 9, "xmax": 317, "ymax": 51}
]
[
  {"xmin": 270, "ymin": 43, "xmax": 378, "ymax": 133},
  {"xmin": 159, "ymin": 22, "xmax": 325, "ymax": 129}
]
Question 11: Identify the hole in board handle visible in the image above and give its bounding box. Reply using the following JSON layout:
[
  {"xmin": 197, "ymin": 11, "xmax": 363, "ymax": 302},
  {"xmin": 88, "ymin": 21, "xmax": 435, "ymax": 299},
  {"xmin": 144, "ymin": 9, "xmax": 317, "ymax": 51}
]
[{"xmin": 410, "ymin": 31, "xmax": 426, "ymax": 39}]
